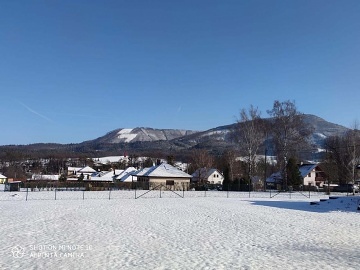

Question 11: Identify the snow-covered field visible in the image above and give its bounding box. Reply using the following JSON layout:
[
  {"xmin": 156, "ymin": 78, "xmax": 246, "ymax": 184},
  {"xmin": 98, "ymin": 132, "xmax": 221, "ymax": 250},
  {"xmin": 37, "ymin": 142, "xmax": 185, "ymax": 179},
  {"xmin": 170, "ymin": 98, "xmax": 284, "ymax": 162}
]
[{"xmin": 0, "ymin": 190, "xmax": 359, "ymax": 270}]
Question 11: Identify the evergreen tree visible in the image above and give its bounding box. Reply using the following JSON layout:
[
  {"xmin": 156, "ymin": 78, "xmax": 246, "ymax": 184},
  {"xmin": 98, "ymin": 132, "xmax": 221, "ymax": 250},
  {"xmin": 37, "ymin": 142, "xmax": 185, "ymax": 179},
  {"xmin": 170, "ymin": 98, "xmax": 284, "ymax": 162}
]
[
  {"xmin": 286, "ymin": 158, "xmax": 302, "ymax": 187},
  {"xmin": 78, "ymin": 173, "xmax": 84, "ymax": 182}
]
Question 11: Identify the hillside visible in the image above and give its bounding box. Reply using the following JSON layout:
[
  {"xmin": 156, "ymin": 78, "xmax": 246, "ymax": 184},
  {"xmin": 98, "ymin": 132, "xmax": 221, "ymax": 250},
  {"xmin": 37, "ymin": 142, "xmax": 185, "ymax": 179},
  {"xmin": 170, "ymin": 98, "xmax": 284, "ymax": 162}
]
[{"xmin": 0, "ymin": 114, "xmax": 350, "ymax": 157}]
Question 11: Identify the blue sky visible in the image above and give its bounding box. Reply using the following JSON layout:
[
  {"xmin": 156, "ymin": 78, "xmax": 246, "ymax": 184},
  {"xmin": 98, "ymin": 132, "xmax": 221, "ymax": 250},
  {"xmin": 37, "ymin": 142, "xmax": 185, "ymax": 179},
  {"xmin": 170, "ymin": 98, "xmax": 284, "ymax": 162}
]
[{"xmin": 1, "ymin": 0, "xmax": 359, "ymax": 145}]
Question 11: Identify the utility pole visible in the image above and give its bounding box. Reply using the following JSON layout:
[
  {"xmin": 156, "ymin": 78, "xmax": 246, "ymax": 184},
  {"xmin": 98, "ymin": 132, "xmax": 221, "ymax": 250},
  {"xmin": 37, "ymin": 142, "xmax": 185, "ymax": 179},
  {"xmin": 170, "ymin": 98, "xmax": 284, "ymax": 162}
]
[{"xmin": 264, "ymin": 148, "xmax": 267, "ymax": 191}]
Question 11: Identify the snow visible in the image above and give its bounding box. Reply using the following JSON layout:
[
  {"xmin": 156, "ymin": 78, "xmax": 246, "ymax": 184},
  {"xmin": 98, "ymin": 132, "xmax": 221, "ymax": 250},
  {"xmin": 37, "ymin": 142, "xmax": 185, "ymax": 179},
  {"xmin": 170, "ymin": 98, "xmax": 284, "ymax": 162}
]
[
  {"xmin": 140, "ymin": 163, "xmax": 191, "ymax": 178},
  {"xmin": 315, "ymin": 132, "xmax": 327, "ymax": 139},
  {"xmin": 117, "ymin": 129, "xmax": 137, "ymax": 143},
  {"xmin": 93, "ymin": 156, "xmax": 126, "ymax": 164},
  {"xmin": 1, "ymin": 190, "xmax": 359, "ymax": 270}
]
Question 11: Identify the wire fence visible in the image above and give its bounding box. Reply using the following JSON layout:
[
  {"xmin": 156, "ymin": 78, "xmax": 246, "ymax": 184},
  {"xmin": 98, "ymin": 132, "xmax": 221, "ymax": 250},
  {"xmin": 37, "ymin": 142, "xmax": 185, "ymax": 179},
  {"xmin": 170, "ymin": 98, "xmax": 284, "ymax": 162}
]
[{"xmin": 1, "ymin": 187, "xmax": 346, "ymax": 202}]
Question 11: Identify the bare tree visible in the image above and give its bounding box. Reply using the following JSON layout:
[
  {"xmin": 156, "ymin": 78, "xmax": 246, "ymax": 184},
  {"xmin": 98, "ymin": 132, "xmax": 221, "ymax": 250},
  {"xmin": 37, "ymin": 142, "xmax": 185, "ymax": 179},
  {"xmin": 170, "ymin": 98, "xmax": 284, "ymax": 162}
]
[
  {"xmin": 234, "ymin": 105, "xmax": 265, "ymax": 180},
  {"xmin": 190, "ymin": 149, "xmax": 214, "ymax": 184},
  {"xmin": 267, "ymin": 100, "xmax": 311, "ymax": 189},
  {"xmin": 223, "ymin": 150, "xmax": 237, "ymax": 182},
  {"xmin": 324, "ymin": 135, "xmax": 351, "ymax": 184},
  {"xmin": 325, "ymin": 122, "xmax": 360, "ymax": 184},
  {"xmin": 349, "ymin": 120, "xmax": 360, "ymax": 183}
]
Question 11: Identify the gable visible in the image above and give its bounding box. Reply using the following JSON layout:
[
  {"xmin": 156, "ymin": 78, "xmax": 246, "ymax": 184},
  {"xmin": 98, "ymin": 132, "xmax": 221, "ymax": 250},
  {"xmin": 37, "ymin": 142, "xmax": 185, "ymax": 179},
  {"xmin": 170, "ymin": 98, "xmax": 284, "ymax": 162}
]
[{"xmin": 144, "ymin": 163, "xmax": 191, "ymax": 178}]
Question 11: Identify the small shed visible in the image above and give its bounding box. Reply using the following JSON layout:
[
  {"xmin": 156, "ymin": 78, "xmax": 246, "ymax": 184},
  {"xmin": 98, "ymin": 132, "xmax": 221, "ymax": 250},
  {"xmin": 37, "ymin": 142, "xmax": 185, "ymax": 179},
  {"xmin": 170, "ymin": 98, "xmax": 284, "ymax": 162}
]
[{"xmin": 4, "ymin": 181, "xmax": 21, "ymax": 192}]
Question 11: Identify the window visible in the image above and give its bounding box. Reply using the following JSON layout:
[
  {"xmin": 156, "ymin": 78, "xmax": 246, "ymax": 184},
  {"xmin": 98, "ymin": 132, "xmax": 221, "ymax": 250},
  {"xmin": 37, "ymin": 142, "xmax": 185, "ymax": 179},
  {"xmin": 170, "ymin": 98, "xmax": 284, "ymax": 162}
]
[
  {"xmin": 308, "ymin": 173, "xmax": 311, "ymax": 177},
  {"xmin": 166, "ymin": 180, "xmax": 174, "ymax": 186}
]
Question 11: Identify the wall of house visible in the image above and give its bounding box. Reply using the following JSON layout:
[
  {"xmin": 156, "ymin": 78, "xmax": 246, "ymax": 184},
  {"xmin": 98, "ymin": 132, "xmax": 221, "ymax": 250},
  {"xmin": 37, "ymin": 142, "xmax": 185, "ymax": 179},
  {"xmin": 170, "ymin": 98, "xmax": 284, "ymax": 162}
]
[
  {"xmin": 149, "ymin": 177, "xmax": 190, "ymax": 191},
  {"xmin": 303, "ymin": 169, "xmax": 316, "ymax": 186},
  {"xmin": 207, "ymin": 172, "xmax": 224, "ymax": 185}
]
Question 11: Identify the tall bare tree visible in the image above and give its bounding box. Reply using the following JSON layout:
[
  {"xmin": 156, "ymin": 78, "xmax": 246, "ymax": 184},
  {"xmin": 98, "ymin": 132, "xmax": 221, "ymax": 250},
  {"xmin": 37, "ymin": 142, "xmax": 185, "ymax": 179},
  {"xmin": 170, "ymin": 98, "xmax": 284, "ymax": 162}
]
[
  {"xmin": 190, "ymin": 149, "xmax": 214, "ymax": 184},
  {"xmin": 223, "ymin": 150, "xmax": 237, "ymax": 182},
  {"xmin": 349, "ymin": 120, "xmax": 360, "ymax": 183},
  {"xmin": 267, "ymin": 100, "xmax": 311, "ymax": 189},
  {"xmin": 234, "ymin": 105, "xmax": 265, "ymax": 180},
  {"xmin": 324, "ymin": 135, "xmax": 351, "ymax": 184}
]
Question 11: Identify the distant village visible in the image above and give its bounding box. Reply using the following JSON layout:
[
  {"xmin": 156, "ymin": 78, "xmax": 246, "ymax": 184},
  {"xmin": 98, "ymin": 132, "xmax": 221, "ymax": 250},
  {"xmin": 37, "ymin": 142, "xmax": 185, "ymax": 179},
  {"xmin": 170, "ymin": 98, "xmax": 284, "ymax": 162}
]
[
  {"xmin": 1, "ymin": 154, "xmax": 358, "ymax": 193},
  {"xmin": 1, "ymin": 101, "xmax": 360, "ymax": 194}
]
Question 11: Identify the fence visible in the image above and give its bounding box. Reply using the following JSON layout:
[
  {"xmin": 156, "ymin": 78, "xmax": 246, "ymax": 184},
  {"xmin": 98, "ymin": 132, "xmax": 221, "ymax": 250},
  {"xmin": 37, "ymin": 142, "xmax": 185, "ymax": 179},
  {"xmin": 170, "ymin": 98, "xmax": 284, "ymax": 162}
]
[{"xmin": 0, "ymin": 186, "xmax": 336, "ymax": 202}]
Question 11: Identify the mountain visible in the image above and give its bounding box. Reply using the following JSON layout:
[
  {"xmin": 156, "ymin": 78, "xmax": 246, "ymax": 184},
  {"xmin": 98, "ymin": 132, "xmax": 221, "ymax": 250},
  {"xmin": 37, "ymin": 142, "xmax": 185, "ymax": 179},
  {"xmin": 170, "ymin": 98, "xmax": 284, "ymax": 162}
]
[
  {"xmin": 88, "ymin": 114, "xmax": 348, "ymax": 146},
  {"xmin": 0, "ymin": 114, "xmax": 350, "ymax": 157},
  {"xmin": 89, "ymin": 127, "xmax": 199, "ymax": 144}
]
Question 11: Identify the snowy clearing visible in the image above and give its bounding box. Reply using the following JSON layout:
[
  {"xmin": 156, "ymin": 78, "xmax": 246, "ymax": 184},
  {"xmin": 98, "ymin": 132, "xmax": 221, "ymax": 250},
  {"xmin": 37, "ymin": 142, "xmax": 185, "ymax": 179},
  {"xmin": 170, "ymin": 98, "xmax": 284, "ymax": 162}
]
[{"xmin": 0, "ymin": 190, "xmax": 359, "ymax": 270}]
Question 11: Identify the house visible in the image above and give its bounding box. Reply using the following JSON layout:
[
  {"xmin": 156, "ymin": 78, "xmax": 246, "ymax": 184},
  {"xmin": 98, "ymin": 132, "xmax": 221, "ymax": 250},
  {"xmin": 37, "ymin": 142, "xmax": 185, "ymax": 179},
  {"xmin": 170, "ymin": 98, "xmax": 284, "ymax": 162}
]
[
  {"xmin": 0, "ymin": 173, "xmax": 7, "ymax": 184},
  {"xmin": 266, "ymin": 163, "xmax": 327, "ymax": 189},
  {"xmin": 67, "ymin": 166, "xmax": 97, "ymax": 180},
  {"xmin": 135, "ymin": 163, "xmax": 191, "ymax": 190},
  {"xmin": 118, "ymin": 171, "xmax": 137, "ymax": 182},
  {"xmin": 191, "ymin": 168, "xmax": 224, "ymax": 185},
  {"xmin": 30, "ymin": 174, "xmax": 59, "ymax": 181},
  {"xmin": 265, "ymin": 171, "xmax": 283, "ymax": 189},
  {"xmin": 90, "ymin": 169, "xmax": 124, "ymax": 182},
  {"xmin": 115, "ymin": 167, "xmax": 137, "ymax": 182},
  {"xmin": 298, "ymin": 163, "xmax": 327, "ymax": 187}
]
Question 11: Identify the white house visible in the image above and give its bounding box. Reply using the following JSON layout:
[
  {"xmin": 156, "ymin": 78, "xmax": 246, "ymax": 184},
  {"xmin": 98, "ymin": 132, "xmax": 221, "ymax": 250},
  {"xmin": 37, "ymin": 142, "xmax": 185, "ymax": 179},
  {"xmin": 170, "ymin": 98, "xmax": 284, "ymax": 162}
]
[
  {"xmin": 115, "ymin": 167, "xmax": 137, "ymax": 182},
  {"xmin": 30, "ymin": 174, "xmax": 59, "ymax": 181},
  {"xmin": 135, "ymin": 163, "xmax": 191, "ymax": 190},
  {"xmin": 0, "ymin": 173, "xmax": 7, "ymax": 184},
  {"xmin": 90, "ymin": 169, "xmax": 124, "ymax": 182},
  {"xmin": 298, "ymin": 164, "xmax": 327, "ymax": 187},
  {"xmin": 68, "ymin": 166, "xmax": 96, "ymax": 180},
  {"xmin": 191, "ymin": 168, "xmax": 224, "ymax": 185},
  {"xmin": 266, "ymin": 163, "xmax": 327, "ymax": 188}
]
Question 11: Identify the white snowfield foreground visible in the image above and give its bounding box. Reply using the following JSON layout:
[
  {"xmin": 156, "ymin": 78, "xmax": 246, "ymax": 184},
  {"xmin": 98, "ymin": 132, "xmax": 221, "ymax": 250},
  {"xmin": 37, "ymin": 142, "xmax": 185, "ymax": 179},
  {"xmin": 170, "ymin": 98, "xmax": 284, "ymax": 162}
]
[{"xmin": 0, "ymin": 190, "xmax": 359, "ymax": 270}]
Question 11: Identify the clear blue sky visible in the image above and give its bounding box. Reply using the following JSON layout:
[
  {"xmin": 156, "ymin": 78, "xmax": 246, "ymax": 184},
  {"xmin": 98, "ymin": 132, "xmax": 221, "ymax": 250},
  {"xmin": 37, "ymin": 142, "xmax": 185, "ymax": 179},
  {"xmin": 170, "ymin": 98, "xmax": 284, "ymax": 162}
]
[{"xmin": 1, "ymin": 0, "xmax": 359, "ymax": 145}]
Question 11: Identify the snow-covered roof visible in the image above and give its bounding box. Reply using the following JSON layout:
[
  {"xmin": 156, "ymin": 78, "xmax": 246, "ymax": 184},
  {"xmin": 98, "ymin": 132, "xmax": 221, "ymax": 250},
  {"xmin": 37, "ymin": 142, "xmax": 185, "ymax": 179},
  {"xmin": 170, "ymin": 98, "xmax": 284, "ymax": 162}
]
[
  {"xmin": 192, "ymin": 168, "xmax": 223, "ymax": 179},
  {"xmin": 133, "ymin": 167, "xmax": 152, "ymax": 177},
  {"xmin": 266, "ymin": 172, "xmax": 283, "ymax": 183},
  {"xmin": 115, "ymin": 167, "xmax": 137, "ymax": 180},
  {"xmin": 266, "ymin": 164, "xmax": 321, "ymax": 183},
  {"xmin": 31, "ymin": 174, "xmax": 59, "ymax": 181},
  {"xmin": 68, "ymin": 167, "xmax": 82, "ymax": 172},
  {"xmin": 0, "ymin": 173, "xmax": 7, "ymax": 179},
  {"xmin": 79, "ymin": 166, "xmax": 96, "ymax": 173},
  {"xmin": 119, "ymin": 172, "xmax": 137, "ymax": 182},
  {"xmin": 93, "ymin": 156, "xmax": 128, "ymax": 164},
  {"xmin": 137, "ymin": 163, "xmax": 191, "ymax": 178},
  {"xmin": 298, "ymin": 164, "xmax": 318, "ymax": 178},
  {"xmin": 91, "ymin": 169, "xmax": 129, "ymax": 181}
]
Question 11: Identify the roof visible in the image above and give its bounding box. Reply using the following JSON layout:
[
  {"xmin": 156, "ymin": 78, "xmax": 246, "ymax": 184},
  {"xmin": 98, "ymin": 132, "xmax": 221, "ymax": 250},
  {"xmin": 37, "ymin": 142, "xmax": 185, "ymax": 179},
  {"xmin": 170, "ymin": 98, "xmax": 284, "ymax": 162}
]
[
  {"xmin": 78, "ymin": 166, "xmax": 96, "ymax": 173},
  {"xmin": 133, "ymin": 167, "xmax": 152, "ymax": 177},
  {"xmin": 298, "ymin": 164, "xmax": 318, "ymax": 178},
  {"xmin": 266, "ymin": 172, "xmax": 283, "ymax": 183},
  {"xmin": 115, "ymin": 167, "xmax": 137, "ymax": 180},
  {"xmin": 266, "ymin": 163, "xmax": 321, "ymax": 183},
  {"xmin": 135, "ymin": 163, "xmax": 191, "ymax": 178},
  {"xmin": 68, "ymin": 167, "xmax": 82, "ymax": 172},
  {"xmin": 119, "ymin": 172, "xmax": 137, "ymax": 182},
  {"xmin": 192, "ymin": 168, "xmax": 223, "ymax": 179},
  {"xmin": 93, "ymin": 156, "xmax": 127, "ymax": 164},
  {"xmin": 0, "ymin": 173, "xmax": 7, "ymax": 179},
  {"xmin": 31, "ymin": 174, "xmax": 59, "ymax": 181}
]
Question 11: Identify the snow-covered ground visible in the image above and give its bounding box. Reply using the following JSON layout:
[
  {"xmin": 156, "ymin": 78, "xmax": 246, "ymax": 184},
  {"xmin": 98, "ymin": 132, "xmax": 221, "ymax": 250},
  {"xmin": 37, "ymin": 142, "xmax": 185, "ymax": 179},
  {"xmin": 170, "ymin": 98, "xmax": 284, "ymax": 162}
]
[{"xmin": 0, "ymin": 190, "xmax": 359, "ymax": 270}]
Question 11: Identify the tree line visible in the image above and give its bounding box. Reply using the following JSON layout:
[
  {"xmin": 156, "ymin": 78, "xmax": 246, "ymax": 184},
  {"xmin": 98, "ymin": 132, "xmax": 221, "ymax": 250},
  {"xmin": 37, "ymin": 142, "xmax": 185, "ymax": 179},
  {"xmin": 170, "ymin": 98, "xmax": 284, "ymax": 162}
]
[{"xmin": 1, "ymin": 100, "xmax": 359, "ymax": 189}]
